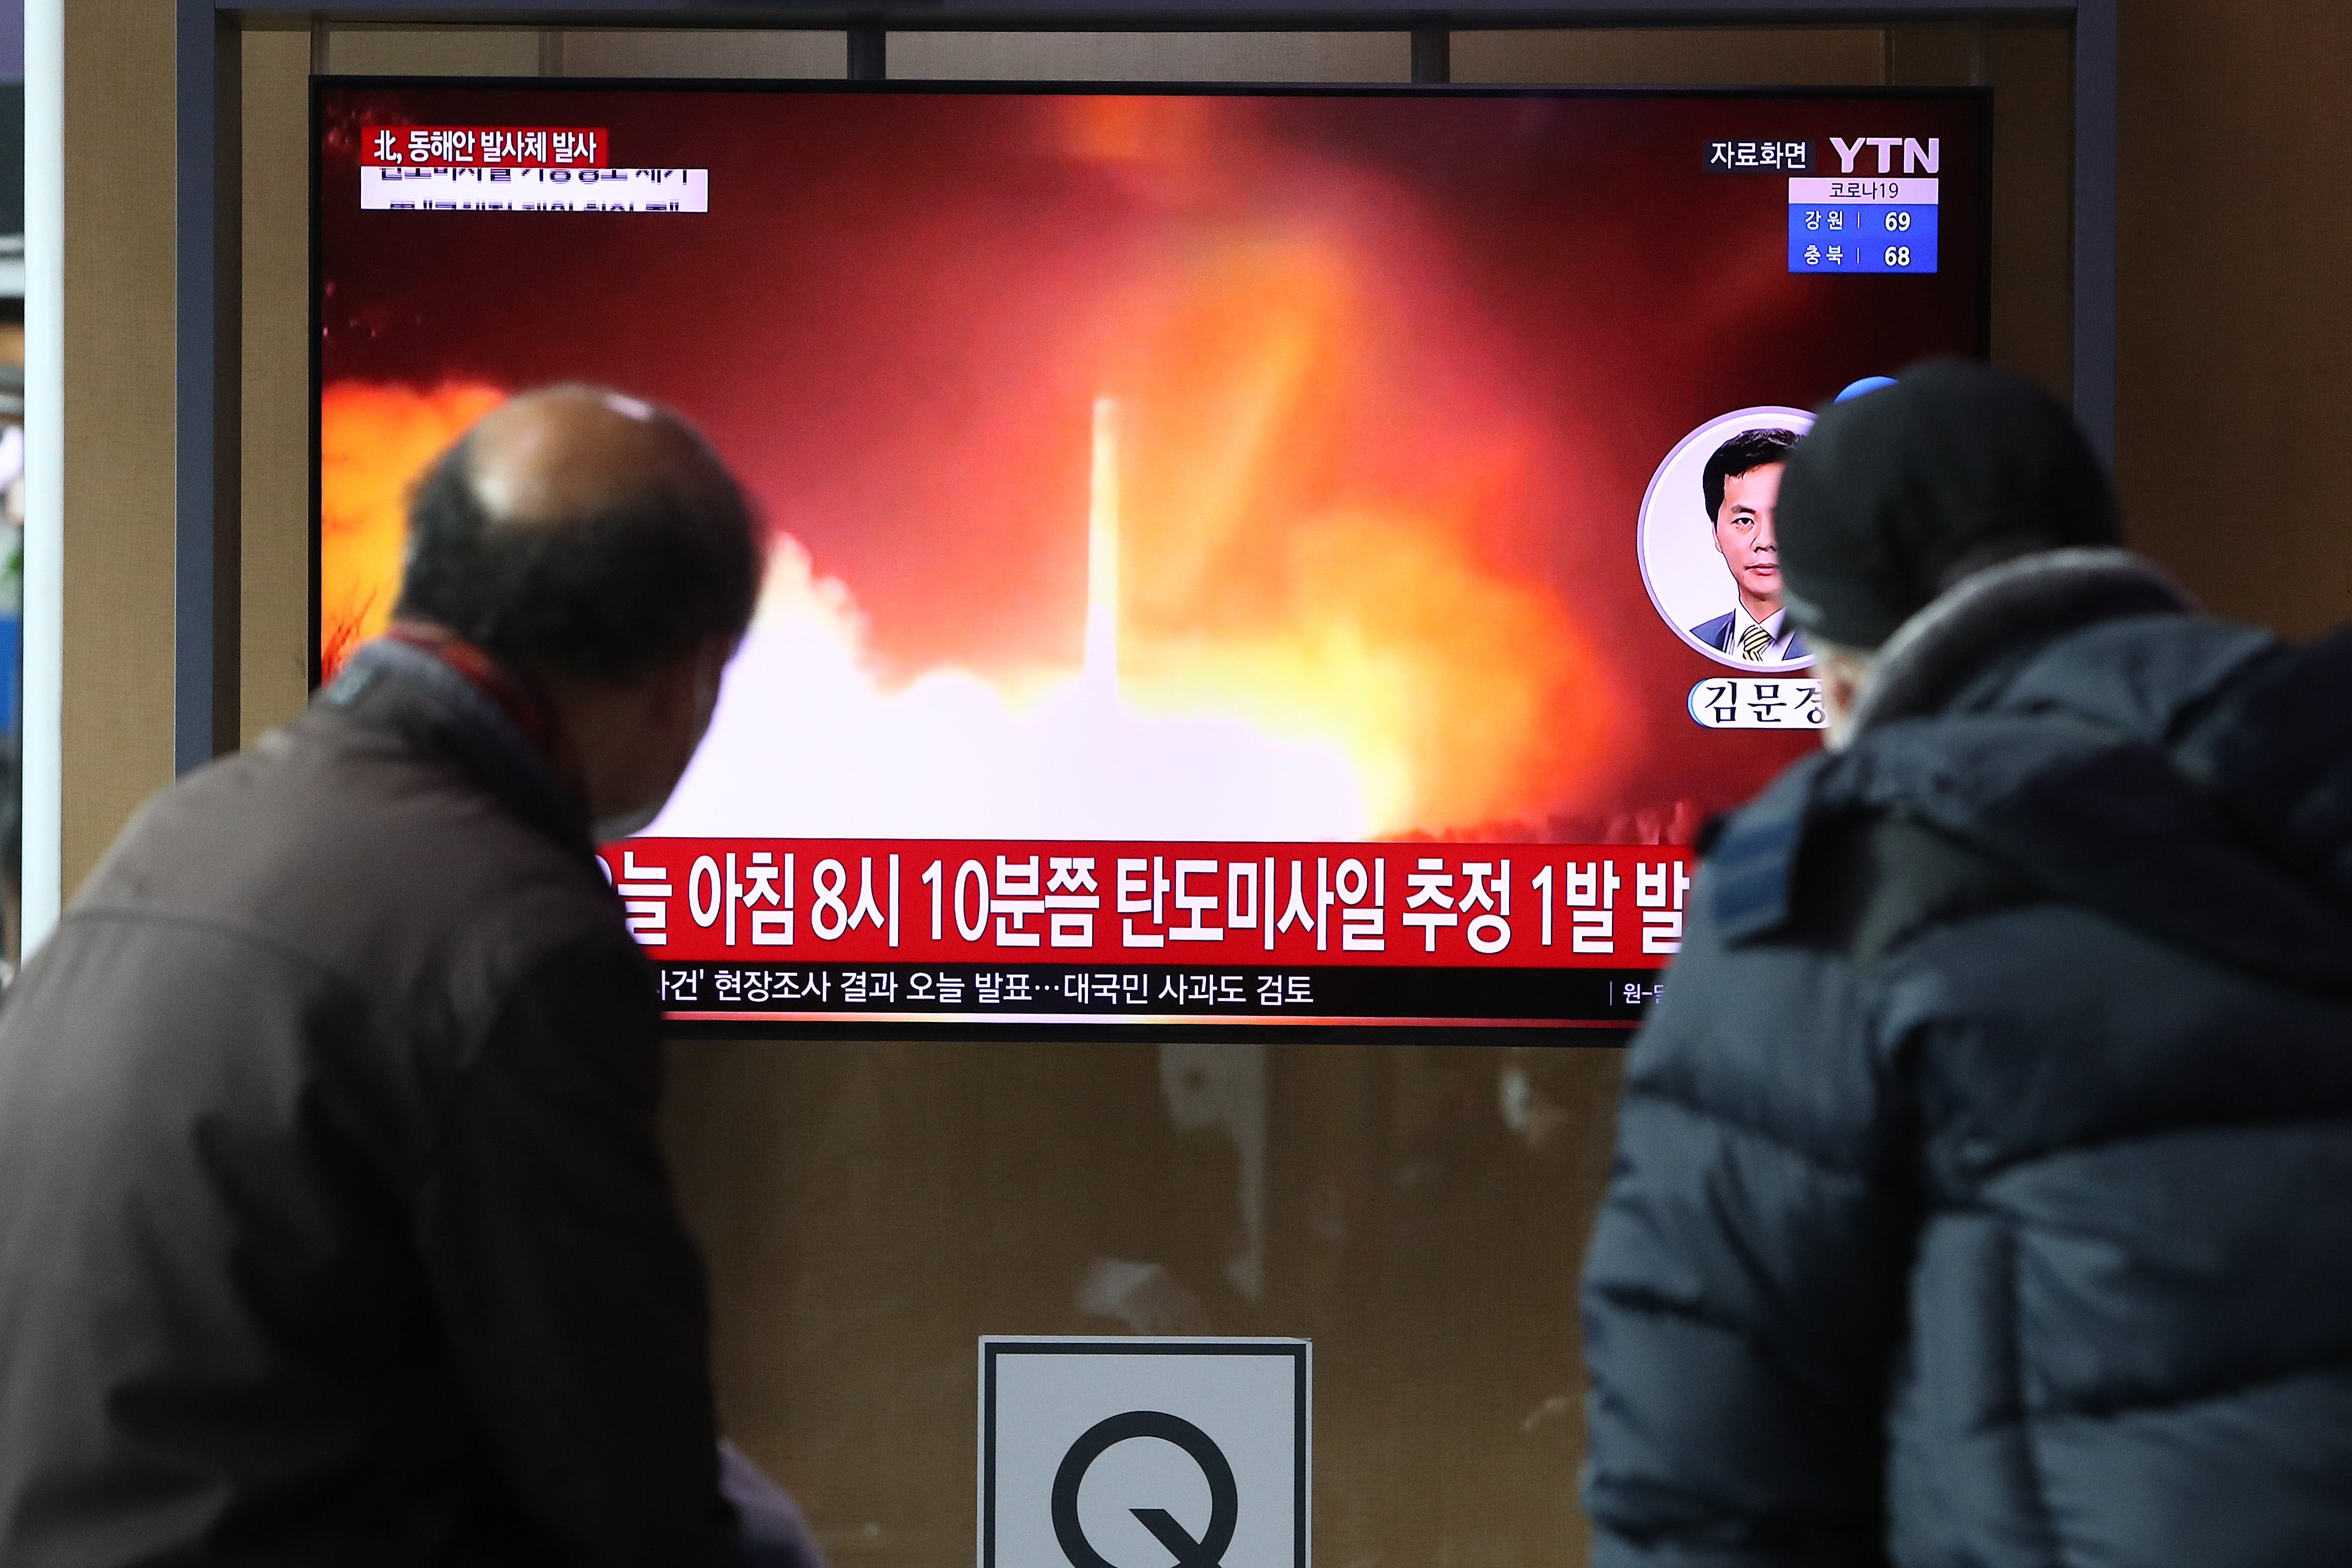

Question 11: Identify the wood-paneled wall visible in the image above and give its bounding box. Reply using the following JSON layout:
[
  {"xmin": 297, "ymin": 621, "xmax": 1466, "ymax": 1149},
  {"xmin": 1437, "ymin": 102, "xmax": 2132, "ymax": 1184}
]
[
  {"xmin": 2117, "ymin": 1, "xmax": 2352, "ymax": 637},
  {"xmin": 42, "ymin": 13, "xmax": 2352, "ymax": 1567},
  {"xmin": 56, "ymin": 1, "xmax": 178, "ymax": 891}
]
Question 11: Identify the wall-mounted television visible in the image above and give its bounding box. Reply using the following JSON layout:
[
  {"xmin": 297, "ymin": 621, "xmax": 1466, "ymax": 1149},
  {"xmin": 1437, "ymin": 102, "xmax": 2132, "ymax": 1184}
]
[{"xmin": 314, "ymin": 78, "xmax": 1987, "ymax": 1031}]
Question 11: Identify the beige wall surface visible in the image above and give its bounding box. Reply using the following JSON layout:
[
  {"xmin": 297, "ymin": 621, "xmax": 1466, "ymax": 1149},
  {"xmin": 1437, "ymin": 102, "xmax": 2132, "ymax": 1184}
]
[
  {"xmin": 1452, "ymin": 26, "xmax": 1886, "ymax": 84},
  {"xmin": 665, "ymin": 1036, "xmax": 1626, "ymax": 1566},
  {"xmin": 323, "ymin": 26, "xmax": 853, "ymax": 80},
  {"xmin": 553, "ymin": 29, "xmax": 847, "ymax": 79},
  {"xmin": 53, "ymin": 10, "xmax": 2352, "ymax": 1567},
  {"xmin": 887, "ymin": 29, "xmax": 1408, "ymax": 81},
  {"xmin": 324, "ymin": 26, "xmax": 543, "ymax": 77},
  {"xmin": 57, "ymin": 0, "xmax": 178, "ymax": 894}
]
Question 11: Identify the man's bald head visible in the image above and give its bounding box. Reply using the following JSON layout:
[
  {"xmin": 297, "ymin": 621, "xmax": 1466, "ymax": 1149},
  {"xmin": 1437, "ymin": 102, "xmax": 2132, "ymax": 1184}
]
[
  {"xmin": 462, "ymin": 385, "xmax": 735, "ymax": 529},
  {"xmin": 395, "ymin": 385, "xmax": 762, "ymax": 683}
]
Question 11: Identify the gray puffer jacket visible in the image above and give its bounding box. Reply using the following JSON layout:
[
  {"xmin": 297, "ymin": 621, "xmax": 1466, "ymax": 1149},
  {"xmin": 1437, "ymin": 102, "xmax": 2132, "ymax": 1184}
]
[{"xmin": 1582, "ymin": 550, "xmax": 2352, "ymax": 1567}]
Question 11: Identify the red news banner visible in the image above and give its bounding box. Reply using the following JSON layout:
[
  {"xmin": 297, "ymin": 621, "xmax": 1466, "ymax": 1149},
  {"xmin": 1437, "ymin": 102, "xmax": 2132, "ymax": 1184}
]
[
  {"xmin": 359, "ymin": 125, "xmax": 610, "ymax": 168},
  {"xmin": 600, "ymin": 839, "xmax": 1691, "ymax": 965},
  {"xmin": 597, "ymin": 840, "xmax": 1695, "ymax": 1027}
]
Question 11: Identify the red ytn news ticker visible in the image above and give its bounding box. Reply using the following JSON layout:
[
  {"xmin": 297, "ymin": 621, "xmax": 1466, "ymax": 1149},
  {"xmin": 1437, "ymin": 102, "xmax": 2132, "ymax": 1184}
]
[
  {"xmin": 597, "ymin": 840, "xmax": 1695, "ymax": 969},
  {"xmin": 359, "ymin": 126, "xmax": 610, "ymax": 168}
]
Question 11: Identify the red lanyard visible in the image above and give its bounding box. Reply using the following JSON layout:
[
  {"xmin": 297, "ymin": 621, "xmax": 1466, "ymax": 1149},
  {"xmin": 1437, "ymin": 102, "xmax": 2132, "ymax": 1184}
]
[{"xmin": 383, "ymin": 621, "xmax": 586, "ymax": 801}]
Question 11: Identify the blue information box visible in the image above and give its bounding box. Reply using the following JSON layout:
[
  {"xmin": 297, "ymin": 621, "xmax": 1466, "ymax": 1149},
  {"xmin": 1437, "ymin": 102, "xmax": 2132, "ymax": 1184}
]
[{"xmin": 1788, "ymin": 204, "xmax": 1939, "ymax": 274}]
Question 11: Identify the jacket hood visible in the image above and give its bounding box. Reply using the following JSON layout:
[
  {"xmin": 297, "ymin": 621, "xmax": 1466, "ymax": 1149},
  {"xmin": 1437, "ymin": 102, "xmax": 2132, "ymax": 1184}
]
[{"xmin": 1720, "ymin": 550, "xmax": 2352, "ymax": 991}]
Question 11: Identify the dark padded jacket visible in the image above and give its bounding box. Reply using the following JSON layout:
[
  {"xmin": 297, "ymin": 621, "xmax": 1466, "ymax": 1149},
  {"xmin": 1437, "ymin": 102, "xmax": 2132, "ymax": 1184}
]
[
  {"xmin": 1582, "ymin": 550, "xmax": 2352, "ymax": 1567},
  {"xmin": 0, "ymin": 642, "xmax": 737, "ymax": 1566}
]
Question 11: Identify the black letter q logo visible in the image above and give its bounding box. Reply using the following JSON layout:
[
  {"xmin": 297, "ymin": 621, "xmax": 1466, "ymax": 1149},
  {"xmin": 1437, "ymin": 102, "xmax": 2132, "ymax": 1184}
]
[{"xmin": 1051, "ymin": 1410, "xmax": 1238, "ymax": 1568}]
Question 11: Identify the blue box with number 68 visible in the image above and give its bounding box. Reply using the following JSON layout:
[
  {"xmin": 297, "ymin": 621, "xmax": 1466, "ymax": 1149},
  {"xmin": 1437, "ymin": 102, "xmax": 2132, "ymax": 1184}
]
[{"xmin": 1787, "ymin": 177, "xmax": 1939, "ymax": 274}]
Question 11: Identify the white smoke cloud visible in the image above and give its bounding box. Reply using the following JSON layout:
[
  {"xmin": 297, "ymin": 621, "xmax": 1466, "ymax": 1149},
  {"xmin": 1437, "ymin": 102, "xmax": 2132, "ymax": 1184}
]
[{"xmin": 649, "ymin": 537, "xmax": 1366, "ymax": 841}]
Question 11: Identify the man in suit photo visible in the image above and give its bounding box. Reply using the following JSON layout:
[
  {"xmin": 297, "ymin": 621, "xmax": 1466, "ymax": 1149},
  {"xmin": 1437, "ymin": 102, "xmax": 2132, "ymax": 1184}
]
[{"xmin": 1687, "ymin": 427, "xmax": 1808, "ymax": 664}]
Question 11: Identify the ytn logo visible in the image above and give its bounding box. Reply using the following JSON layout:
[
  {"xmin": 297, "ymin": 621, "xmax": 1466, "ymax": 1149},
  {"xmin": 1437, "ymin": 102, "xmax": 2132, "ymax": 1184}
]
[{"xmin": 1831, "ymin": 136, "xmax": 1941, "ymax": 175}]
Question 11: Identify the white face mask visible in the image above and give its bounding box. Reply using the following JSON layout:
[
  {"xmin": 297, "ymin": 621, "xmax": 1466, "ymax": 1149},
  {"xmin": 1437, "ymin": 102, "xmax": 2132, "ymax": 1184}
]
[{"xmin": 591, "ymin": 645, "xmax": 729, "ymax": 846}]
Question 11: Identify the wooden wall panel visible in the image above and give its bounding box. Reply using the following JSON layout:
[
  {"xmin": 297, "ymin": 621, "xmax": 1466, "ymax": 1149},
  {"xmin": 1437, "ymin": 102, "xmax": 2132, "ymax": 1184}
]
[
  {"xmin": 886, "ymin": 30, "xmax": 1410, "ymax": 82},
  {"xmin": 57, "ymin": 0, "xmax": 177, "ymax": 895},
  {"xmin": 1451, "ymin": 26, "xmax": 1886, "ymax": 85},
  {"xmin": 2117, "ymin": 1, "xmax": 2352, "ymax": 636},
  {"xmin": 553, "ymin": 29, "xmax": 847, "ymax": 79},
  {"xmin": 324, "ymin": 27, "xmax": 543, "ymax": 77},
  {"xmin": 664, "ymin": 1036, "xmax": 1626, "ymax": 1567},
  {"xmin": 1984, "ymin": 26, "xmax": 2074, "ymax": 403}
]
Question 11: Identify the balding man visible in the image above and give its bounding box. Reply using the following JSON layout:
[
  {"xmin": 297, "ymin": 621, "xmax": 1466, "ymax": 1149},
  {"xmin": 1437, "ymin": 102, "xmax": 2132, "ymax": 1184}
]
[{"xmin": 0, "ymin": 388, "xmax": 814, "ymax": 1566}]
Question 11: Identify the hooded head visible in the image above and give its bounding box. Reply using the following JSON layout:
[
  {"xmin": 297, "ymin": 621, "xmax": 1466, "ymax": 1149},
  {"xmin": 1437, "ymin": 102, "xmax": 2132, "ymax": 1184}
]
[{"xmin": 1775, "ymin": 359, "xmax": 2118, "ymax": 652}]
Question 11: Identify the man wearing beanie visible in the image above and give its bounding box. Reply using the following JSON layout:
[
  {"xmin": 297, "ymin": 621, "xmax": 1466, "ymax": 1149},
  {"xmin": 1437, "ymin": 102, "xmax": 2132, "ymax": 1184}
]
[{"xmin": 1580, "ymin": 360, "xmax": 2352, "ymax": 1566}]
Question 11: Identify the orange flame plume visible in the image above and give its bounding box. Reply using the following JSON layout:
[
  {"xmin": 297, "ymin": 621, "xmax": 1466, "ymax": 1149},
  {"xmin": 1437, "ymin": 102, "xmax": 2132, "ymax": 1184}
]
[
  {"xmin": 319, "ymin": 380, "xmax": 503, "ymax": 679},
  {"xmin": 317, "ymin": 101, "xmax": 1629, "ymax": 838},
  {"xmin": 1107, "ymin": 232, "xmax": 1625, "ymax": 836}
]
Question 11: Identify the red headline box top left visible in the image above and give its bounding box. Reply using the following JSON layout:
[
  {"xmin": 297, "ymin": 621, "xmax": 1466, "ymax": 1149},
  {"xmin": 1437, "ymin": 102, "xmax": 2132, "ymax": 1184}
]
[{"xmin": 359, "ymin": 126, "xmax": 610, "ymax": 168}]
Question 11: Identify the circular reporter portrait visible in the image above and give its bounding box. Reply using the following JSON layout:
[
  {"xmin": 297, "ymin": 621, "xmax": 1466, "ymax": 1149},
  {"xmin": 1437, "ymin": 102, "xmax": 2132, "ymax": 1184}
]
[{"xmin": 1638, "ymin": 405, "xmax": 1817, "ymax": 672}]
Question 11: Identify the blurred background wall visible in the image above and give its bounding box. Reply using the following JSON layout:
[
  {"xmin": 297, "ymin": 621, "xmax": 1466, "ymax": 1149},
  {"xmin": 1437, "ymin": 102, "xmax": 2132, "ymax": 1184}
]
[
  {"xmin": 31, "ymin": 0, "xmax": 2352, "ymax": 899},
  {"xmin": 19, "ymin": 3, "xmax": 2352, "ymax": 1563},
  {"xmin": 2113, "ymin": 3, "xmax": 2352, "ymax": 639}
]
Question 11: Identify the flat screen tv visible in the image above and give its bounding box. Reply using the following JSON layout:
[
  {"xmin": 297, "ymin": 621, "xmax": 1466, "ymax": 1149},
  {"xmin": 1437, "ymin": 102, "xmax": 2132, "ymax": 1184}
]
[{"xmin": 314, "ymin": 78, "xmax": 1987, "ymax": 1031}]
